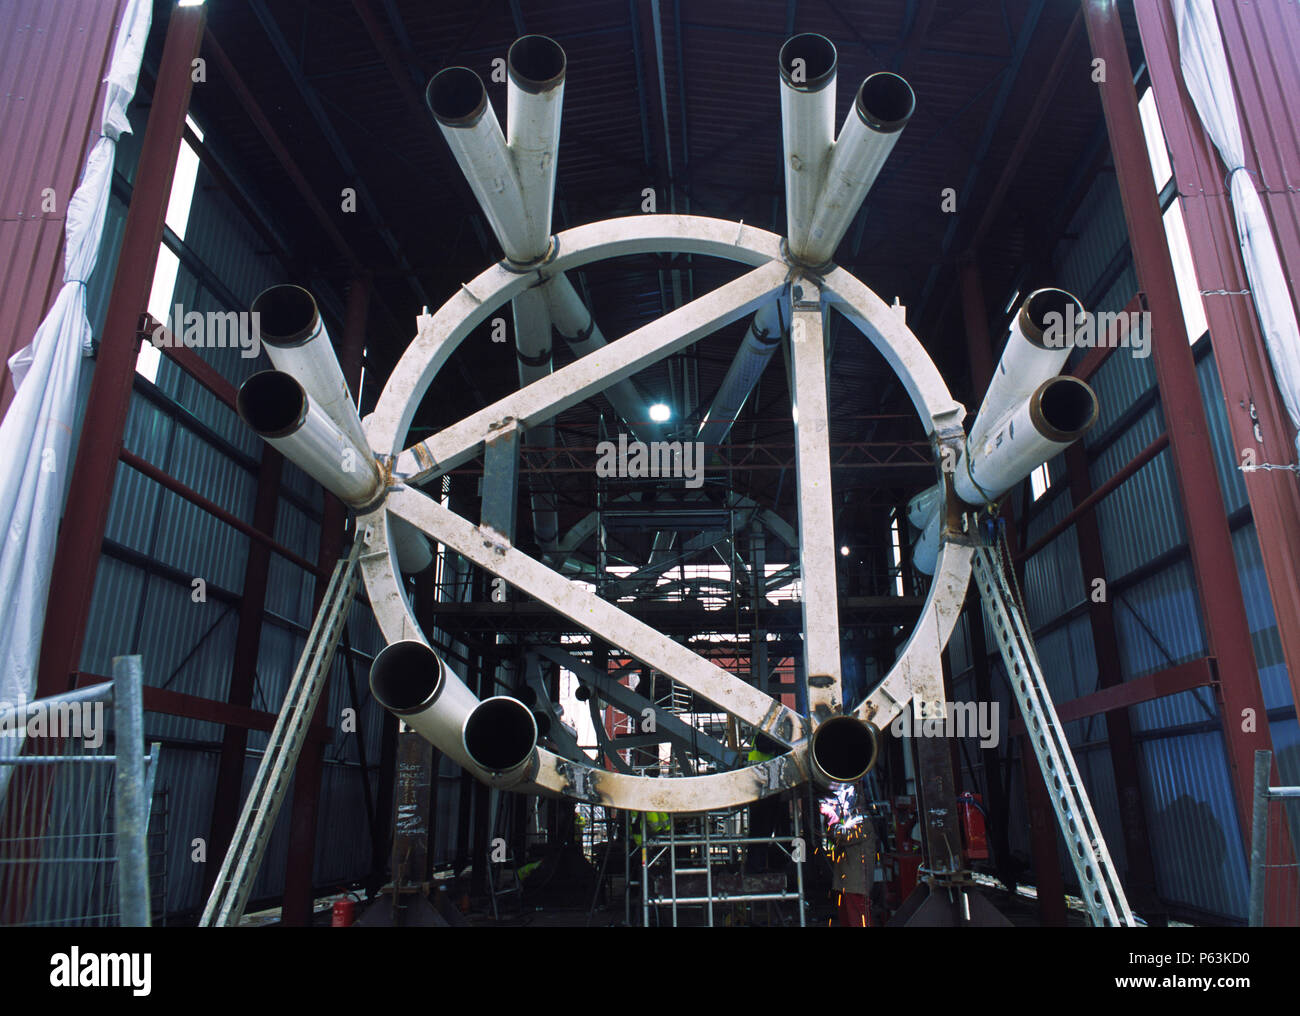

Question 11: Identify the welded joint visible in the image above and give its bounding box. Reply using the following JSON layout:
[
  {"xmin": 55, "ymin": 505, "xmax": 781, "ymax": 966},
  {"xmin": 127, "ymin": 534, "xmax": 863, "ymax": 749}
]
[
  {"xmin": 409, "ymin": 442, "xmax": 438, "ymax": 479},
  {"xmin": 779, "ymin": 237, "xmax": 835, "ymax": 276},
  {"xmin": 758, "ymin": 698, "xmax": 808, "ymax": 745},
  {"xmin": 501, "ymin": 236, "xmax": 559, "ymax": 275}
]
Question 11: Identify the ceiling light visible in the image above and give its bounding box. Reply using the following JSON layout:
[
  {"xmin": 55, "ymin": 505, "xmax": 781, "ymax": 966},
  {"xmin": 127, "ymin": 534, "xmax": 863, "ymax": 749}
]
[{"xmin": 648, "ymin": 403, "xmax": 671, "ymax": 422}]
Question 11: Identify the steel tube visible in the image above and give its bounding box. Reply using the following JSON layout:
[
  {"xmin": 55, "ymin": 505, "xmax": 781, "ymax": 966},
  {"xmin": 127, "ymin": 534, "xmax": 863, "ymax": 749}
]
[
  {"xmin": 1248, "ymin": 748, "xmax": 1270, "ymax": 926},
  {"xmin": 369, "ymin": 640, "xmax": 479, "ymax": 772},
  {"xmin": 809, "ymin": 715, "xmax": 880, "ymax": 784},
  {"xmin": 237, "ymin": 370, "xmax": 383, "ymax": 510},
  {"xmin": 967, "ymin": 288, "xmax": 1085, "ymax": 451},
  {"xmin": 389, "ymin": 516, "xmax": 434, "ymax": 574},
  {"xmin": 544, "ymin": 272, "xmax": 660, "ymax": 442},
  {"xmin": 954, "ymin": 375, "xmax": 1099, "ymax": 506},
  {"xmin": 911, "ymin": 376, "xmax": 1098, "ymax": 575},
  {"xmin": 463, "ymin": 696, "xmax": 539, "ymax": 789},
  {"xmin": 251, "ymin": 285, "xmax": 371, "ymax": 457},
  {"xmin": 427, "ymin": 67, "xmax": 533, "ymax": 264},
  {"xmin": 112, "ymin": 655, "xmax": 150, "ymax": 927},
  {"xmin": 506, "ymin": 35, "xmax": 565, "ymax": 259},
  {"xmin": 697, "ymin": 299, "xmax": 784, "ymax": 449},
  {"xmin": 800, "ymin": 72, "xmax": 915, "ymax": 267},
  {"xmin": 779, "ymin": 34, "xmax": 837, "ymax": 259}
]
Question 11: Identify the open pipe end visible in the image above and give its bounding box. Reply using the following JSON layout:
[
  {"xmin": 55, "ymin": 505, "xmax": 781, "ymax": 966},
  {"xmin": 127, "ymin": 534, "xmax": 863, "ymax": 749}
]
[
  {"xmin": 1030, "ymin": 376, "xmax": 1099, "ymax": 444},
  {"xmin": 1019, "ymin": 287, "xmax": 1086, "ymax": 348},
  {"xmin": 237, "ymin": 371, "xmax": 307, "ymax": 439},
  {"xmin": 370, "ymin": 640, "xmax": 445, "ymax": 716},
  {"xmin": 426, "ymin": 66, "xmax": 488, "ymax": 127},
  {"xmin": 779, "ymin": 33, "xmax": 837, "ymax": 92},
  {"xmin": 508, "ymin": 35, "xmax": 566, "ymax": 93},
  {"xmin": 464, "ymin": 697, "xmax": 538, "ymax": 778},
  {"xmin": 855, "ymin": 72, "xmax": 915, "ymax": 133},
  {"xmin": 250, "ymin": 285, "xmax": 320, "ymax": 347},
  {"xmin": 810, "ymin": 715, "xmax": 880, "ymax": 784}
]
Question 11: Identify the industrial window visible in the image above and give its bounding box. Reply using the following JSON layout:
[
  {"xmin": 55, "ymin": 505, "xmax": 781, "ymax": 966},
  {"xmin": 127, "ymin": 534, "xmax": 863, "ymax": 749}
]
[
  {"xmin": 1029, "ymin": 462, "xmax": 1050, "ymax": 501},
  {"xmin": 1138, "ymin": 85, "xmax": 1209, "ymax": 344},
  {"xmin": 136, "ymin": 114, "xmax": 205, "ymax": 382},
  {"xmin": 889, "ymin": 510, "xmax": 903, "ymax": 596}
]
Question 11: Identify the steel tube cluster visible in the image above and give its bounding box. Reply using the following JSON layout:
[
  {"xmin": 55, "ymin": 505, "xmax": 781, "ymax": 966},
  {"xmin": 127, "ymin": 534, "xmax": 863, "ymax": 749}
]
[
  {"xmin": 910, "ymin": 289, "xmax": 1099, "ymax": 574},
  {"xmin": 779, "ymin": 34, "xmax": 915, "ymax": 268}
]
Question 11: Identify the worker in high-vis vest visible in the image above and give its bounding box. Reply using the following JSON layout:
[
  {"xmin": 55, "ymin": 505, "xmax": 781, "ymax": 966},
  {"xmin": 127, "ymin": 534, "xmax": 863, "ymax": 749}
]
[
  {"xmin": 745, "ymin": 733, "xmax": 789, "ymax": 874},
  {"xmin": 632, "ymin": 811, "xmax": 671, "ymax": 849}
]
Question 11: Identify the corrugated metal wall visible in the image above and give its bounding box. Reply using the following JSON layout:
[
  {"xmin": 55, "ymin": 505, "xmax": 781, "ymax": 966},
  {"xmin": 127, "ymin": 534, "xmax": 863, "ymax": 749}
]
[
  {"xmin": 946, "ymin": 167, "xmax": 1296, "ymax": 923},
  {"xmin": 72, "ymin": 79, "xmax": 387, "ymax": 918}
]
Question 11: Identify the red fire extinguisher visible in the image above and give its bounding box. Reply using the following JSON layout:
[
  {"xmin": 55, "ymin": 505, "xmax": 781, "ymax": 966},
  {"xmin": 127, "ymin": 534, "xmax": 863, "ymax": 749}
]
[
  {"xmin": 958, "ymin": 792, "xmax": 989, "ymax": 861},
  {"xmin": 331, "ymin": 896, "xmax": 357, "ymax": 927}
]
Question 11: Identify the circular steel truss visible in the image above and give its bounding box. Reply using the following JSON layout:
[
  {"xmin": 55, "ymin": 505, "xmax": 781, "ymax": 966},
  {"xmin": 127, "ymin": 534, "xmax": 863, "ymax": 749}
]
[{"xmin": 359, "ymin": 213, "xmax": 972, "ymax": 811}]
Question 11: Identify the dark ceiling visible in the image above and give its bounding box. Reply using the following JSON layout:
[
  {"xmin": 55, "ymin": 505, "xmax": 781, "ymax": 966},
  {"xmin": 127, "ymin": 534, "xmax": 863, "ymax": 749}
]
[{"xmin": 146, "ymin": 0, "xmax": 1142, "ymax": 562}]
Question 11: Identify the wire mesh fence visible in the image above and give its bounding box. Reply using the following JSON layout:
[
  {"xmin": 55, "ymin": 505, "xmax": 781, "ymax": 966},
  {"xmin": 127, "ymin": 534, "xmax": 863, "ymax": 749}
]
[
  {"xmin": 1249, "ymin": 749, "xmax": 1300, "ymax": 926},
  {"xmin": 0, "ymin": 659, "xmax": 164, "ymax": 927}
]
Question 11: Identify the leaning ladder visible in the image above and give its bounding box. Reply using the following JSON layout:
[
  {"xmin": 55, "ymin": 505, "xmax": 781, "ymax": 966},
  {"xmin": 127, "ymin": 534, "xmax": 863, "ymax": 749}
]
[
  {"xmin": 971, "ymin": 543, "xmax": 1136, "ymax": 927},
  {"xmin": 199, "ymin": 540, "xmax": 362, "ymax": 927}
]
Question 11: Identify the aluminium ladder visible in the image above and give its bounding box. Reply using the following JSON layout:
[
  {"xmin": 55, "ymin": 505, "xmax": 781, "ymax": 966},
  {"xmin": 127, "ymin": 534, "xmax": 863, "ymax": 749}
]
[
  {"xmin": 971, "ymin": 542, "xmax": 1136, "ymax": 926},
  {"xmin": 199, "ymin": 540, "xmax": 363, "ymax": 927}
]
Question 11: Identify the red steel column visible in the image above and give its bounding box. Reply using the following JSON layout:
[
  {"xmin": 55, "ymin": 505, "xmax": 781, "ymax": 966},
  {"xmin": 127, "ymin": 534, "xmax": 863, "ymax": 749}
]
[
  {"xmin": 1135, "ymin": 0, "xmax": 1300, "ymax": 733},
  {"xmin": 203, "ymin": 449, "xmax": 283, "ymax": 899},
  {"xmin": 35, "ymin": 3, "xmax": 206, "ymax": 696},
  {"xmin": 1083, "ymin": 0, "xmax": 1296, "ymax": 923},
  {"xmin": 280, "ymin": 274, "xmax": 370, "ymax": 925},
  {"xmin": 1064, "ymin": 442, "xmax": 1160, "ymax": 914}
]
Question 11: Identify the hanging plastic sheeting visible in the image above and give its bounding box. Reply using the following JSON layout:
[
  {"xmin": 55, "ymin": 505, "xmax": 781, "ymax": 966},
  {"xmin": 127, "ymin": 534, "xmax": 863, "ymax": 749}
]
[
  {"xmin": 0, "ymin": 0, "xmax": 151, "ymax": 798},
  {"xmin": 1174, "ymin": 0, "xmax": 1300, "ymax": 459}
]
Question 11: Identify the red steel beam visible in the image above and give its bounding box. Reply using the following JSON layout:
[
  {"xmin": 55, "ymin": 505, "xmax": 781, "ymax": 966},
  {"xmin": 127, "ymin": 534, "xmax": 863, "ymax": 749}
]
[
  {"xmin": 1083, "ymin": 0, "xmax": 1296, "ymax": 924},
  {"xmin": 1009, "ymin": 658, "xmax": 1216, "ymax": 736},
  {"xmin": 1016, "ymin": 432, "xmax": 1170, "ymax": 561},
  {"xmin": 118, "ymin": 448, "xmax": 320, "ymax": 576},
  {"xmin": 35, "ymin": 3, "xmax": 206, "ymax": 697},
  {"xmin": 140, "ymin": 315, "xmax": 238, "ymax": 409},
  {"xmin": 73, "ymin": 673, "xmax": 333, "ymax": 744},
  {"xmin": 280, "ymin": 275, "xmax": 370, "ymax": 925}
]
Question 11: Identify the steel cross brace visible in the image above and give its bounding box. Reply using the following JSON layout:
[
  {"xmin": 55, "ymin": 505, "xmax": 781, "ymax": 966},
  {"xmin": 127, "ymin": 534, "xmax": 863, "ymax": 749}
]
[{"xmin": 789, "ymin": 279, "xmax": 843, "ymax": 722}]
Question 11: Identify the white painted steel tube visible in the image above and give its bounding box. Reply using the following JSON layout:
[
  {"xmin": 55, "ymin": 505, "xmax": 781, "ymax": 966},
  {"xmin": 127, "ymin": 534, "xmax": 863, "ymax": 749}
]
[
  {"xmin": 544, "ymin": 272, "xmax": 660, "ymax": 443},
  {"xmin": 370, "ymin": 640, "xmax": 485, "ymax": 774},
  {"xmin": 250, "ymin": 285, "xmax": 370, "ymax": 457},
  {"xmin": 426, "ymin": 67, "xmax": 533, "ymax": 264},
  {"xmin": 911, "ymin": 375, "xmax": 1099, "ymax": 575},
  {"xmin": 911, "ymin": 504, "xmax": 942, "ymax": 577},
  {"xmin": 389, "ymin": 516, "xmax": 434, "ymax": 574},
  {"xmin": 800, "ymin": 72, "xmax": 915, "ymax": 267},
  {"xmin": 907, "ymin": 482, "xmax": 944, "ymax": 530},
  {"xmin": 809, "ymin": 715, "xmax": 880, "ymax": 785},
  {"xmin": 779, "ymin": 34, "xmax": 838, "ymax": 260},
  {"xmin": 506, "ymin": 35, "xmax": 565, "ymax": 260},
  {"xmin": 968, "ymin": 288, "xmax": 1086, "ymax": 450},
  {"xmin": 697, "ymin": 298, "xmax": 785, "ymax": 449},
  {"xmin": 954, "ymin": 375, "xmax": 1098, "ymax": 506},
  {"xmin": 463, "ymin": 696, "xmax": 540, "ymax": 789},
  {"xmin": 237, "ymin": 371, "xmax": 383, "ymax": 510}
]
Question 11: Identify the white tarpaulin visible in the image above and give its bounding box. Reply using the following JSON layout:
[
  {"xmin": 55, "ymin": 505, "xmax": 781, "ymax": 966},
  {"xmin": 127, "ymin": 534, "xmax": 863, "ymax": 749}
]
[
  {"xmin": 0, "ymin": 0, "xmax": 151, "ymax": 784},
  {"xmin": 1174, "ymin": 0, "xmax": 1300, "ymax": 460}
]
